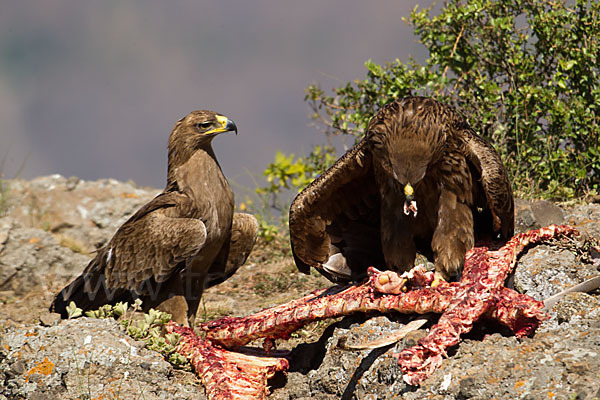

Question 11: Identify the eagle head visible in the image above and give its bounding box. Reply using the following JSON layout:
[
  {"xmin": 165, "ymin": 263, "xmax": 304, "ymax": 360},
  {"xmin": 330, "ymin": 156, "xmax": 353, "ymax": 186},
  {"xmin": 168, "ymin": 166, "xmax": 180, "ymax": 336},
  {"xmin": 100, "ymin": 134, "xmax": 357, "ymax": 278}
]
[
  {"xmin": 167, "ymin": 110, "xmax": 238, "ymax": 185},
  {"xmin": 169, "ymin": 110, "xmax": 237, "ymax": 154},
  {"xmin": 367, "ymin": 97, "xmax": 447, "ymax": 218},
  {"xmin": 173, "ymin": 110, "xmax": 237, "ymax": 141},
  {"xmin": 390, "ymin": 149, "xmax": 429, "ymax": 218}
]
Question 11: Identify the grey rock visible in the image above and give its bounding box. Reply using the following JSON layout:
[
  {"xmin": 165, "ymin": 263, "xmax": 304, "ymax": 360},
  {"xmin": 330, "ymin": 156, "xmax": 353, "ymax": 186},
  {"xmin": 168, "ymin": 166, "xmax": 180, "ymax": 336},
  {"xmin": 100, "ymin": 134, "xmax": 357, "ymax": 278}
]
[
  {"xmin": 276, "ymin": 316, "xmax": 415, "ymax": 399},
  {"xmin": 514, "ymin": 244, "xmax": 597, "ymax": 301},
  {"xmin": 0, "ymin": 318, "xmax": 203, "ymax": 400},
  {"xmin": 0, "ymin": 218, "xmax": 10, "ymax": 248},
  {"xmin": 1, "ymin": 174, "xmax": 158, "ymax": 254},
  {"xmin": 564, "ymin": 203, "xmax": 600, "ymax": 240},
  {"xmin": 515, "ymin": 198, "xmax": 565, "ymax": 233},
  {"xmin": 0, "ymin": 218, "xmax": 90, "ymax": 296},
  {"xmin": 38, "ymin": 313, "xmax": 61, "ymax": 327}
]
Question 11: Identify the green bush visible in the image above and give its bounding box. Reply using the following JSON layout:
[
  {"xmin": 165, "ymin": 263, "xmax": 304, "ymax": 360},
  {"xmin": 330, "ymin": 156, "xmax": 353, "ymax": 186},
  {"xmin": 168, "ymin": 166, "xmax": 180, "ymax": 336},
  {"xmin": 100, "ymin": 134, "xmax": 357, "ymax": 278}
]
[{"xmin": 300, "ymin": 0, "xmax": 599, "ymax": 200}]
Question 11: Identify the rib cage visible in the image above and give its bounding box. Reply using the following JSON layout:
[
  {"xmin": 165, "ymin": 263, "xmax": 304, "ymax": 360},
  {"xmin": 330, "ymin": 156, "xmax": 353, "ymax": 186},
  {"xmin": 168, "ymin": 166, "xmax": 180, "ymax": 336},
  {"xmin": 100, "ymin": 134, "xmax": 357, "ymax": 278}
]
[{"xmin": 170, "ymin": 224, "xmax": 577, "ymax": 395}]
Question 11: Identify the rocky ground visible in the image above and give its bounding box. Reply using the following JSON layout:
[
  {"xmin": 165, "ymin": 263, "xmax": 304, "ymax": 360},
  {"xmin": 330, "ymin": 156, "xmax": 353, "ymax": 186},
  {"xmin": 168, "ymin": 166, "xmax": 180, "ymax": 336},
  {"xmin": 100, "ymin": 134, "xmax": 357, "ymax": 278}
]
[{"xmin": 1, "ymin": 175, "xmax": 600, "ymax": 399}]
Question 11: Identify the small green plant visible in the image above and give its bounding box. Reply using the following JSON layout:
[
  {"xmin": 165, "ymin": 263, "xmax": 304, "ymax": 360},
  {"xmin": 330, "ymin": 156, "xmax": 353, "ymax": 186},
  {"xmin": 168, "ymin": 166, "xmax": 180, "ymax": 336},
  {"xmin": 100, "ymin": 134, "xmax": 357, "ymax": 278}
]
[
  {"xmin": 84, "ymin": 304, "xmax": 114, "ymax": 319},
  {"xmin": 257, "ymin": 146, "xmax": 336, "ymax": 197},
  {"xmin": 80, "ymin": 300, "xmax": 191, "ymax": 371},
  {"xmin": 66, "ymin": 301, "xmax": 83, "ymax": 319},
  {"xmin": 255, "ymin": 214, "xmax": 283, "ymax": 243},
  {"xmin": 231, "ymin": 145, "xmax": 336, "ymax": 244}
]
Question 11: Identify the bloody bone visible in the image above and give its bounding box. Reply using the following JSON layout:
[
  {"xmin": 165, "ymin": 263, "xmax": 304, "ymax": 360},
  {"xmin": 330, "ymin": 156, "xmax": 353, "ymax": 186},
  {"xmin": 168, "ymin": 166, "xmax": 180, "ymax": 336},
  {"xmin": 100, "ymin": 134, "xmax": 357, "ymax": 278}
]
[
  {"xmin": 396, "ymin": 224, "xmax": 577, "ymax": 384},
  {"xmin": 172, "ymin": 224, "xmax": 576, "ymax": 395},
  {"xmin": 200, "ymin": 287, "xmax": 332, "ymax": 349},
  {"xmin": 201, "ymin": 227, "xmax": 574, "ymax": 349},
  {"xmin": 166, "ymin": 322, "xmax": 289, "ymax": 399},
  {"xmin": 198, "ymin": 225, "xmax": 575, "ymax": 384},
  {"xmin": 201, "ymin": 273, "xmax": 545, "ymax": 349},
  {"xmin": 201, "ymin": 279, "xmax": 453, "ymax": 349}
]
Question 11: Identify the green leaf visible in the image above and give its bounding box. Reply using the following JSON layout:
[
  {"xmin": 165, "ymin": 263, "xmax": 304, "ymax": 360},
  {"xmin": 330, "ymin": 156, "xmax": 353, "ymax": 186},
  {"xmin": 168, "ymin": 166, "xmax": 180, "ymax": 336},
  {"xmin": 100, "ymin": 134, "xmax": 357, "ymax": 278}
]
[{"xmin": 66, "ymin": 301, "xmax": 82, "ymax": 319}]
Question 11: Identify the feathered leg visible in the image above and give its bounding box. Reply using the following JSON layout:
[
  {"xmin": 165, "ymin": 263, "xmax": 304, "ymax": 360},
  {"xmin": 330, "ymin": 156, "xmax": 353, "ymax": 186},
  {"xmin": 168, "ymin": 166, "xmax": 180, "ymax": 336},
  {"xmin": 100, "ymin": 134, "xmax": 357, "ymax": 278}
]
[{"xmin": 431, "ymin": 189, "xmax": 474, "ymax": 280}]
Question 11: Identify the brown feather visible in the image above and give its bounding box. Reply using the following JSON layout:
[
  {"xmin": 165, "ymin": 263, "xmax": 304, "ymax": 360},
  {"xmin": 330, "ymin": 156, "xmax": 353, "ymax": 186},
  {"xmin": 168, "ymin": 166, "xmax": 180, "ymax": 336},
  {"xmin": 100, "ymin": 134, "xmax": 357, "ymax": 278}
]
[
  {"xmin": 51, "ymin": 110, "xmax": 254, "ymax": 326},
  {"xmin": 290, "ymin": 96, "xmax": 514, "ymax": 282},
  {"xmin": 205, "ymin": 212, "xmax": 258, "ymax": 288},
  {"xmin": 289, "ymin": 139, "xmax": 383, "ymax": 280}
]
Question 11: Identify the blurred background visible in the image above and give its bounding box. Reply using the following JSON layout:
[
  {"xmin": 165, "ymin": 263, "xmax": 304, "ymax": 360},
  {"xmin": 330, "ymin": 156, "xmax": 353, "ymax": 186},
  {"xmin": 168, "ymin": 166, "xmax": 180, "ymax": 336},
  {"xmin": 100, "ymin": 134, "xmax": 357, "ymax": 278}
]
[{"xmin": 0, "ymin": 0, "xmax": 431, "ymax": 196}]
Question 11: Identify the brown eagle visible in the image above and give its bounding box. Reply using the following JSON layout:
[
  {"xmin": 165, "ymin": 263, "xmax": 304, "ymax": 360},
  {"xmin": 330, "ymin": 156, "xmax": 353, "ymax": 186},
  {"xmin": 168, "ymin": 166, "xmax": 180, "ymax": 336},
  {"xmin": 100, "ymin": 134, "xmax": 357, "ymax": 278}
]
[
  {"xmin": 289, "ymin": 96, "xmax": 514, "ymax": 283},
  {"xmin": 51, "ymin": 110, "xmax": 257, "ymax": 326}
]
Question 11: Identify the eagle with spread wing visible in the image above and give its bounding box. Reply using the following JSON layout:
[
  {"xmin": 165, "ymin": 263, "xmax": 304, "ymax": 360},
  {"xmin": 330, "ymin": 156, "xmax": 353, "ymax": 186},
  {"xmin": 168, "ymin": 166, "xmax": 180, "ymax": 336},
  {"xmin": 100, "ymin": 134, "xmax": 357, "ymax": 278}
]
[
  {"xmin": 51, "ymin": 110, "xmax": 257, "ymax": 326},
  {"xmin": 289, "ymin": 96, "xmax": 514, "ymax": 283}
]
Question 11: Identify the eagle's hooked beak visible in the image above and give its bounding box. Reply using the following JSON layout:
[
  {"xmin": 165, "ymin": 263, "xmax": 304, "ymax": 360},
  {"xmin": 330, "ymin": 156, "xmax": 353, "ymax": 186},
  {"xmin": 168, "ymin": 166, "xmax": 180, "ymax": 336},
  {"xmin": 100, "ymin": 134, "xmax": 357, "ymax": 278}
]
[
  {"xmin": 403, "ymin": 183, "xmax": 418, "ymax": 217},
  {"xmin": 209, "ymin": 115, "xmax": 238, "ymax": 135}
]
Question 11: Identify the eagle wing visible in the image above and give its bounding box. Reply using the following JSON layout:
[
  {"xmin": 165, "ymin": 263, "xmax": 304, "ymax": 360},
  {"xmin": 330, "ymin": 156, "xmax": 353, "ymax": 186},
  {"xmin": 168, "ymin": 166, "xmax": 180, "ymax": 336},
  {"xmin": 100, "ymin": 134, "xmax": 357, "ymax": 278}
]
[
  {"xmin": 460, "ymin": 128, "xmax": 515, "ymax": 238},
  {"xmin": 205, "ymin": 212, "xmax": 258, "ymax": 288},
  {"xmin": 98, "ymin": 190, "xmax": 208, "ymax": 294},
  {"xmin": 289, "ymin": 138, "xmax": 383, "ymax": 281}
]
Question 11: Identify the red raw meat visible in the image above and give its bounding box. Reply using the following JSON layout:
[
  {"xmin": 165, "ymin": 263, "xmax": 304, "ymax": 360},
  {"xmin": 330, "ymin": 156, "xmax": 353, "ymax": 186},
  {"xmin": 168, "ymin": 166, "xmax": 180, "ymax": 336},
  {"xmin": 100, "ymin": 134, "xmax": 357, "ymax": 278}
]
[{"xmin": 171, "ymin": 224, "xmax": 576, "ymax": 396}]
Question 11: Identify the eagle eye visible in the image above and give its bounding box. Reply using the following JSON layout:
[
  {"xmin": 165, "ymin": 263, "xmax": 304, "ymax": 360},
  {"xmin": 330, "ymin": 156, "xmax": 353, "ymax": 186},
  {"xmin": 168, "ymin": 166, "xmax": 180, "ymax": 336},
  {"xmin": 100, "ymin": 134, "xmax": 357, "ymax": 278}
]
[{"xmin": 195, "ymin": 121, "xmax": 213, "ymax": 130}]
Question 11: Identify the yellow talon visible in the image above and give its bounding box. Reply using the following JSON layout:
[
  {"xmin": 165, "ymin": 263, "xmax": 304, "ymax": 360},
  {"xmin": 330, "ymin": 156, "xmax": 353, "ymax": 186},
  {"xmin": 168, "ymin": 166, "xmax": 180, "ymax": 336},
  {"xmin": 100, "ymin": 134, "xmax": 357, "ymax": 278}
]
[
  {"xmin": 398, "ymin": 278, "xmax": 408, "ymax": 292},
  {"xmin": 431, "ymin": 272, "xmax": 447, "ymax": 288}
]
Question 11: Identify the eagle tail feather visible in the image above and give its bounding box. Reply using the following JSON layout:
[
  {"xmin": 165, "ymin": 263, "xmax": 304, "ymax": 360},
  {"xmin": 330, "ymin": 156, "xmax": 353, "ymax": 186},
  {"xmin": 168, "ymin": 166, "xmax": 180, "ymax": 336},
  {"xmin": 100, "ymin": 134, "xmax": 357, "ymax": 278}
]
[{"xmin": 50, "ymin": 270, "xmax": 133, "ymax": 318}]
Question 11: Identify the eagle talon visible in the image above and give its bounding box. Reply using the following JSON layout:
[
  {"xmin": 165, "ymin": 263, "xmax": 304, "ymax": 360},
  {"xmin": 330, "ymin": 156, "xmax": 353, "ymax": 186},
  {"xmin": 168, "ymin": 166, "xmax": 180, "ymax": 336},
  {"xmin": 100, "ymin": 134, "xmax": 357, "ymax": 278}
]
[
  {"xmin": 431, "ymin": 272, "xmax": 448, "ymax": 288},
  {"xmin": 398, "ymin": 278, "xmax": 409, "ymax": 293}
]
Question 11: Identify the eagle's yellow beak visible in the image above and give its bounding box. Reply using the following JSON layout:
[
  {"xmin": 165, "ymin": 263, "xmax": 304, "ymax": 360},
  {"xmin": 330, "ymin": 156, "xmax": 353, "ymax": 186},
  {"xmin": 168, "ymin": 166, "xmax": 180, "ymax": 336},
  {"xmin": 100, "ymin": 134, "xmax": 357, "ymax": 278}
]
[
  {"xmin": 404, "ymin": 184, "xmax": 414, "ymax": 201},
  {"xmin": 207, "ymin": 115, "xmax": 238, "ymax": 135}
]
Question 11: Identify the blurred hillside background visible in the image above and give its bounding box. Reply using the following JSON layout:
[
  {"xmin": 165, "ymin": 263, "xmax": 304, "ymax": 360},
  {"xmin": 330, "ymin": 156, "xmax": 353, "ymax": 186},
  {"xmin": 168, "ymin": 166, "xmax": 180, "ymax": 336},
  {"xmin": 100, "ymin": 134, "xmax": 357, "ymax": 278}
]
[{"xmin": 0, "ymin": 0, "xmax": 431, "ymax": 193}]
